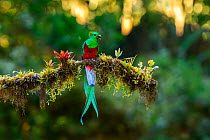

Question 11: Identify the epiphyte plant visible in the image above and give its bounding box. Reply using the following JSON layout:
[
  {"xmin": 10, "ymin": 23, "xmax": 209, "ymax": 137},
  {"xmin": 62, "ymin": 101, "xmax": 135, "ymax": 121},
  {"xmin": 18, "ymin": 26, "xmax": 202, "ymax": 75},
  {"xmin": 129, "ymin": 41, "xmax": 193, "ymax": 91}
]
[{"xmin": 115, "ymin": 48, "xmax": 123, "ymax": 58}]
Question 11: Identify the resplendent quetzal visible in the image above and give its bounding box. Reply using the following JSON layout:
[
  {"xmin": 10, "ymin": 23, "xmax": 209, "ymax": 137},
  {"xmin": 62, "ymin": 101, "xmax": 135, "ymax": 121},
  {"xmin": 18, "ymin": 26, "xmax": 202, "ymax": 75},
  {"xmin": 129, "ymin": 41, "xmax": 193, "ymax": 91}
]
[{"xmin": 81, "ymin": 32, "xmax": 101, "ymax": 125}]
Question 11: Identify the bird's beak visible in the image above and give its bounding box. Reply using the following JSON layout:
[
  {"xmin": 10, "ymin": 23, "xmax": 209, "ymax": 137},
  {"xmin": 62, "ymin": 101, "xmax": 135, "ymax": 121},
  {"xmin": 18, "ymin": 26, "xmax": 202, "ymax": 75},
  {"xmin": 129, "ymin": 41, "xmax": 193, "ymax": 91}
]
[{"xmin": 97, "ymin": 35, "xmax": 102, "ymax": 39}]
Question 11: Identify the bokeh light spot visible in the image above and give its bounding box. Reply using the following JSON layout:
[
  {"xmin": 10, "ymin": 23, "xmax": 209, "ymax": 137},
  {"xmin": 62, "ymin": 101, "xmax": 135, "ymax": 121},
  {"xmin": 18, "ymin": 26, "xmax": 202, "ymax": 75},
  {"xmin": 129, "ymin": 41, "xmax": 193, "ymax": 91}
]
[
  {"xmin": 0, "ymin": 0, "xmax": 12, "ymax": 13},
  {"xmin": 121, "ymin": 17, "xmax": 133, "ymax": 36},
  {"xmin": 202, "ymin": 5, "xmax": 210, "ymax": 15},
  {"xmin": 89, "ymin": 0, "xmax": 98, "ymax": 10},
  {"xmin": 202, "ymin": 32, "xmax": 208, "ymax": 40},
  {"xmin": 194, "ymin": 3, "xmax": 203, "ymax": 14},
  {"xmin": 0, "ymin": 35, "xmax": 10, "ymax": 48}
]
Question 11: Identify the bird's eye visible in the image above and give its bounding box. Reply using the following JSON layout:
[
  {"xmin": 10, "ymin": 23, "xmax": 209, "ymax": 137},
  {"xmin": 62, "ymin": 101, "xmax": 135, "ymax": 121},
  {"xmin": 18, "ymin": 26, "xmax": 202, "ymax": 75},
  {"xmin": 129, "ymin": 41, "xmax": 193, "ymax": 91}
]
[{"xmin": 94, "ymin": 34, "xmax": 96, "ymax": 36}]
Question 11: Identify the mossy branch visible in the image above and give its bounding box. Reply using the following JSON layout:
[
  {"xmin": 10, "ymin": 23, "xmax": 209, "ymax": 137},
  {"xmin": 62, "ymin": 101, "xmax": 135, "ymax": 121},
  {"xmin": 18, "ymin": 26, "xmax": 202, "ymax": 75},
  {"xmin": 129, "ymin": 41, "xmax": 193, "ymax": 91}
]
[{"xmin": 0, "ymin": 51, "xmax": 158, "ymax": 112}]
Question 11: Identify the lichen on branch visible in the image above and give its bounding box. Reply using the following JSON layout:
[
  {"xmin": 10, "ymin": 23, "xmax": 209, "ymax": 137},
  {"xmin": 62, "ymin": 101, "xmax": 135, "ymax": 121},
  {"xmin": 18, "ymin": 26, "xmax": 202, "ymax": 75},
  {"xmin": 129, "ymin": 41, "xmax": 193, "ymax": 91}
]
[{"xmin": 0, "ymin": 50, "xmax": 158, "ymax": 111}]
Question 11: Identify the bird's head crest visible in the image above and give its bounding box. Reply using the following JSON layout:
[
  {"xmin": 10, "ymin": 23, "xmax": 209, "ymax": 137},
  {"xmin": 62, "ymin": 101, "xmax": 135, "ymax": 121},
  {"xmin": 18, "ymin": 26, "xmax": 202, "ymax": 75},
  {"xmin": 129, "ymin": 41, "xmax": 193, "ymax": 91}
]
[
  {"xmin": 89, "ymin": 31, "xmax": 97, "ymax": 37},
  {"xmin": 88, "ymin": 31, "xmax": 101, "ymax": 39}
]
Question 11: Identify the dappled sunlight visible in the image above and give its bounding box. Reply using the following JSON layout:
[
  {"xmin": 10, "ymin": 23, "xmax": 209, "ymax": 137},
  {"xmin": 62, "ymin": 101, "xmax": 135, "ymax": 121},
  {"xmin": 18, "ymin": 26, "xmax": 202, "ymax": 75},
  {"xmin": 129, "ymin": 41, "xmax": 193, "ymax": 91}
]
[
  {"xmin": 60, "ymin": 0, "xmax": 210, "ymax": 36},
  {"xmin": 155, "ymin": 0, "xmax": 186, "ymax": 36},
  {"xmin": 62, "ymin": 0, "xmax": 89, "ymax": 25},
  {"xmin": 120, "ymin": 0, "xmax": 146, "ymax": 35},
  {"xmin": 194, "ymin": 2, "xmax": 203, "ymax": 14},
  {"xmin": 0, "ymin": 0, "xmax": 209, "ymax": 37},
  {"xmin": 61, "ymin": 0, "xmax": 145, "ymax": 35},
  {"xmin": 202, "ymin": 20, "xmax": 210, "ymax": 30},
  {"xmin": 72, "ymin": 3, "xmax": 89, "ymax": 24},
  {"xmin": 0, "ymin": 0, "xmax": 12, "ymax": 13},
  {"xmin": 89, "ymin": 0, "xmax": 98, "ymax": 10},
  {"xmin": 202, "ymin": 5, "xmax": 210, "ymax": 14},
  {"xmin": 154, "ymin": 0, "xmax": 210, "ymax": 36},
  {"xmin": 0, "ymin": 35, "xmax": 9, "ymax": 48},
  {"xmin": 173, "ymin": 5, "xmax": 186, "ymax": 36},
  {"xmin": 121, "ymin": 16, "xmax": 133, "ymax": 36},
  {"xmin": 121, "ymin": 0, "xmax": 133, "ymax": 35},
  {"xmin": 121, "ymin": 0, "xmax": 145, "ymax": 35},
  {"xmin": 60, "ymin": 0, "xmax": 209, "ymax": 36},
  {"xmin": 0, "ymin": 0, "xmax": 16, "ymax": 15}
]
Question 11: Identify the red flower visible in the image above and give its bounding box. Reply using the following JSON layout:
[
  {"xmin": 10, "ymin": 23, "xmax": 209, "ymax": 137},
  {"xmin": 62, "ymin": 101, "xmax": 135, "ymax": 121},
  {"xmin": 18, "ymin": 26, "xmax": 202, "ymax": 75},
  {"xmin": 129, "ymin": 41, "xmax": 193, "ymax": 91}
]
[{"xmin": 54, "ymin": 50, "xmax": 74, "ymax": 61}]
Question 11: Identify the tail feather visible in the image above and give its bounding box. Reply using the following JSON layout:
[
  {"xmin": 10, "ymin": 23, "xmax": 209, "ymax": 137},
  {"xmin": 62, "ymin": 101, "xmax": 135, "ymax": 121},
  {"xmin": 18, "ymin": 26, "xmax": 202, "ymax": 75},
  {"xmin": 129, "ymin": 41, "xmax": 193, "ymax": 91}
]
[
  {"xmin": 80, "ymin": 87, "xmax": 93, "ymax": 125},
  {"xmin": 84, "ymin": 77, "xmax": 98, "ymax": 117},
  {"xmin": 90, "ymin": 87, "xmax": 98, "ymax": 117},
  {"xmin": 80, "ymin": 66, "xmax": 98, "ymax": 125}
]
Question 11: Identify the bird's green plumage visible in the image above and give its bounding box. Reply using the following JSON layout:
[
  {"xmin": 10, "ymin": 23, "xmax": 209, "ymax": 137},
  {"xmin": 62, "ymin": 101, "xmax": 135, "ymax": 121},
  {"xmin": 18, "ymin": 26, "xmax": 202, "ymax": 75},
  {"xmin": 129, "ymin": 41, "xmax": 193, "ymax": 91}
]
[
  {"xmin": 82, "ymin": 32, "xmax": 101, "ymax": 53},
  {"xmin": 80, "ymin": 32, "xmax": 101, "ymax": 125},
  {"xmin": 86, "ymin": 32, "xmax": 101, "ymax": 48}
]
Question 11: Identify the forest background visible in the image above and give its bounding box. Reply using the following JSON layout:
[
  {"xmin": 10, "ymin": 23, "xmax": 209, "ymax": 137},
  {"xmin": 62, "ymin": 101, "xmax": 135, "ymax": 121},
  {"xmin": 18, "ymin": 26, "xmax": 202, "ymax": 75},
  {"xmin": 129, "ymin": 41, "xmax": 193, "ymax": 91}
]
[{"xmin": 0, "ymin": 0, "xmax": 210, "ymax": 139}]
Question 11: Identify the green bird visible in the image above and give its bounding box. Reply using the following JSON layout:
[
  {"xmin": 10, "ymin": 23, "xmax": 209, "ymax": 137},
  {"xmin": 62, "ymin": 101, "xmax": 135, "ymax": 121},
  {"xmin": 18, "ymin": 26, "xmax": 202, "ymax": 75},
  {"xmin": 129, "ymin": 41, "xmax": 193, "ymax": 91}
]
[{"xmin": 81, "ymin": 32, "xmax": 101, "ymax": 125}]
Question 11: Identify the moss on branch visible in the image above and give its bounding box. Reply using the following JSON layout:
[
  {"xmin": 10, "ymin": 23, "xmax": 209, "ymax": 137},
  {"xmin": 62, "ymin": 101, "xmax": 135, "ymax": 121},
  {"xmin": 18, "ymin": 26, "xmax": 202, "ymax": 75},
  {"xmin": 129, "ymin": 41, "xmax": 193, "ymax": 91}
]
[{"xmin": 0, "ymin": 51, "xmax": 158, "ymax": 112}]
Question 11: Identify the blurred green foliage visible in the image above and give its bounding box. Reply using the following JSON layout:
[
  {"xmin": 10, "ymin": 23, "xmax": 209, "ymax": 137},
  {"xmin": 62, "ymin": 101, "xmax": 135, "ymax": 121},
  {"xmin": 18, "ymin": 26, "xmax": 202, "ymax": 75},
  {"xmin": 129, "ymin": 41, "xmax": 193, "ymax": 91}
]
[{"xmin": 0, "ymin": 0, "xmax": 210, "ymax": 139}]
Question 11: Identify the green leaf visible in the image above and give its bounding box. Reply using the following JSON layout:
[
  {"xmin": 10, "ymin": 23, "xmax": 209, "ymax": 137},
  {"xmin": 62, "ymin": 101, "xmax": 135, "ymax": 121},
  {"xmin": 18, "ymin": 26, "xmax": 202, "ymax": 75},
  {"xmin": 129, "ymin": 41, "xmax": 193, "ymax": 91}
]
[{"xmin": 115, "ymin": 48, "xmax": 123, "ymax": 58}]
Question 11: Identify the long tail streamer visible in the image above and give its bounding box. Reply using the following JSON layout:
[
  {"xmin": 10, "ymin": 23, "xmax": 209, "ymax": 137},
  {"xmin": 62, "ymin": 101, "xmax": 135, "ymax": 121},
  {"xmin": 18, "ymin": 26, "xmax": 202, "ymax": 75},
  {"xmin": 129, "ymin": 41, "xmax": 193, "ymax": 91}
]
[{"xmin": 80, "ymin": 66, "xmax": 98, "ymax": 125}]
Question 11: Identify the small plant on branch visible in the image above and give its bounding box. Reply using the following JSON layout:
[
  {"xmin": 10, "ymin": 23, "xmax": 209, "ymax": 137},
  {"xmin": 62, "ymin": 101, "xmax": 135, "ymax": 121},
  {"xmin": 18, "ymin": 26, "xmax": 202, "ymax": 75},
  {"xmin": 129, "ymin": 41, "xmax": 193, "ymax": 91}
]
[{"xmin": 115, "ymin": 48, "xmax": 123, "ymax": 58}]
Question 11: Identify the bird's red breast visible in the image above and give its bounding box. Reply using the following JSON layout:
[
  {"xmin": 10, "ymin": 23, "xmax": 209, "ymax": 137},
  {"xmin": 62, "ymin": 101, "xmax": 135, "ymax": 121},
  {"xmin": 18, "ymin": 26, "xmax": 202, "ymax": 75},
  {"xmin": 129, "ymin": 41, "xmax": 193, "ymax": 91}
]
[{"xmin": 82, "ymin": 43, "xmax": 98, "ymax": 60}]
